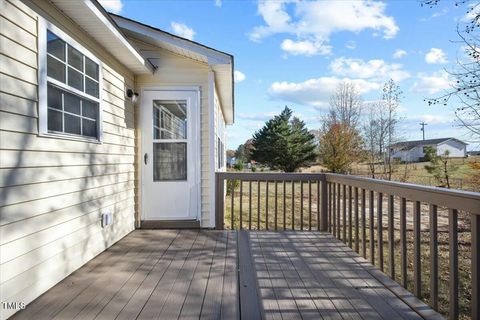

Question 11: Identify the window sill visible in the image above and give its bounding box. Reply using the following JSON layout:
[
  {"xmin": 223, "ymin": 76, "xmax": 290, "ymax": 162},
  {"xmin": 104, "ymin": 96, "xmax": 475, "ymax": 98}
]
[{"xmin": 39, "ymin": 132, "xmax": 102, "ymax": 144}]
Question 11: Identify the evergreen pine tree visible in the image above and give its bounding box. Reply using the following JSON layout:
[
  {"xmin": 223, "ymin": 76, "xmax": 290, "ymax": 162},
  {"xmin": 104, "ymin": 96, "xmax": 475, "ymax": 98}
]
[{"xmin": 251, "ymin": 107, "xmax": 317, "ymax": 172}]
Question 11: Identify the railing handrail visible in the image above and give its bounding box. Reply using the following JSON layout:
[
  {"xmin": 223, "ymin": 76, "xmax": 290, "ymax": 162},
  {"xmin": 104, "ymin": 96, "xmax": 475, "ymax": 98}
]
[
  {"xmin": 216, "ymin": 172, "xmax": 326, "ymax": 181},
  {"xmin": 216, "ymin": 172, "xmax": 480, "ymax": 214},
  {"xmin": 324, "ymin": 173, "xmax": 480, "ymax": 214}
]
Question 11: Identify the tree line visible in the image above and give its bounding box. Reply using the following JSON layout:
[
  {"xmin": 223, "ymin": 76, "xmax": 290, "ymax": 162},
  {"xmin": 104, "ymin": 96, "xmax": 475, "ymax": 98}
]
[{"xmin": 231, "ymin": 79, "xmax": 404, "ymax": 177}]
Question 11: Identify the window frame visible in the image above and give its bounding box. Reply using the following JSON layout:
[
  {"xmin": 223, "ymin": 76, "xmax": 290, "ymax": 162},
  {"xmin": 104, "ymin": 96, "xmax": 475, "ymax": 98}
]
[{"xmin": 38, "ymin": 17, "xmax": 103, "ymax": 142}]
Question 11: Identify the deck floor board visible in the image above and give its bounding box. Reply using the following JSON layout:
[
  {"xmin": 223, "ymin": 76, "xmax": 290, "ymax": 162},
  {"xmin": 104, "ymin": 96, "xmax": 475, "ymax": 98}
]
[{"xmin": 11, "ymin": 230, "xmax": 437, "ymax": 320}]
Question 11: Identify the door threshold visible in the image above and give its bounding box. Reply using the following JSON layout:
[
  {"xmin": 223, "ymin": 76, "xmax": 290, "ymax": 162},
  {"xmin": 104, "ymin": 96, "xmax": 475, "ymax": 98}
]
[{"xmin": 140, "ymin": 219, "xmax": 200, "ymax": 229}]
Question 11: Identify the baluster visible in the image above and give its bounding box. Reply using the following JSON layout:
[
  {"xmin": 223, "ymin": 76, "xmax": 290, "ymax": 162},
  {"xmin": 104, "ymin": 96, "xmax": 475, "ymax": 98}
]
[
  {"xmin": 309, "ymin": 180, "xmax": 312, "ymax": 231},
  {"xmin": 343, "ymin": 184, "xmax": 347, "ymax": 243},
  {"xmin": 300, "ymin": 181, "xmax": 304, "ymax": 230},
  {"xmin": 472, "ymin": 213, "xmax": 480, "ymax": 320},
  {"xmin": 413, "ymin": 201, "xmax": 421, "ymax": 297},
  {"xmin": 328, "ymin": 183, "xmax": 332, "ymax": 233},
  {"xmin": 369, "ymin": 190, "xmax": 375, "ymax": 265},
  {"xmin": 362, "ymin": 189, "xmax": 366, "ymax": 259},
  {"xmin": 337, "ymin": 184, "xmax": 341, "ymax": 239},
  {"xmin": 274, "ymin": 181, "xmax": 278, "ymax": 231},
  {"xmin": 429, "ymin": 204, "xmax": 438, "ymax": 310},
  {"xmin": 265, "ymin": 181, "xmax": 269, "ymax": 230},
  {"xmin": 248, "ymin": 180, "xmax": 252, "ymax": 230},
  {"xmin": 400, "ymin": 197, "xmax": 407, "ymax": 288},
  {"xmin": 292, "ymin": 181, "xmax": 295, "ymax": 230},
  {"xmin": 231, "ymin": 179, "xmax": 235, "ymax": 229},
  {"xmin": 378, "ymin": 192, "xmax": 383, "ymax": 272},
  {"xmin": 388, "ymin": 195, "xmax": 395, "ymax": 280},
  {"xmin": 332, "ymin": 183, "xmax": 336, "ymax": 237},
  {"xmin": 348, "ymin": 186, "xmax": 352, "ymax": 248},
  {"xmin": 317, "ymin": 180, "xmax": 320, "ymax": 231},
  {"xmin": 354, "ymin": 187, "xmax": 359, "ymax": 253},
  {"xmin": 449, "ymin": 208, "xmax": 459, "ymax": 319},
  {"xmin": 283, "ymin": 180, "xmax": 286, "ymax": 230},
  {"xmin": 239, "ymin": 180, "xmax": 243, "ymax": 230},
  {"xmin": 257, "ymin": 180, "xmax": 261, "ymax": 230}
]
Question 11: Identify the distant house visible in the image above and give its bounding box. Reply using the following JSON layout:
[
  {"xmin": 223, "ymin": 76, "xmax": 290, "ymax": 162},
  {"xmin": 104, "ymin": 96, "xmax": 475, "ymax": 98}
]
[{"xmin": 390, "ymin": 138, "xmax": 467, "ymax": 162}]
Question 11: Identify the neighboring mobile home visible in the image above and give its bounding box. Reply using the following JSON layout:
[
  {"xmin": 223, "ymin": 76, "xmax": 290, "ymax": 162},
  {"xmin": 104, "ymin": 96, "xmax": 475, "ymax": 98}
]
[
  {"xmin": 390, "ymin": 138, "xmax": 467, "ymax": 162},
  {"xmin": 0, "ymin": 1, "xmax": 233, "ymax": 317}
]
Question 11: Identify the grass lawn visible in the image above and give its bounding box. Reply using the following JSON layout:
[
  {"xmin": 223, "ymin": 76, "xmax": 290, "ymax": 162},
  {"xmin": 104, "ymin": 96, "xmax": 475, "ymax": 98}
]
[{"xmin": 225, "ymin": 180, "xmax": 472, "ymax": 319}]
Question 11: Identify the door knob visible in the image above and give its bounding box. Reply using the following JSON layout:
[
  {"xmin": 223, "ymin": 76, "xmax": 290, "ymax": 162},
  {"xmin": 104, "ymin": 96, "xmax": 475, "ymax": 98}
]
[{"xmin": 144, "ymin": 153, "xmax": 148, "ymax": 165}]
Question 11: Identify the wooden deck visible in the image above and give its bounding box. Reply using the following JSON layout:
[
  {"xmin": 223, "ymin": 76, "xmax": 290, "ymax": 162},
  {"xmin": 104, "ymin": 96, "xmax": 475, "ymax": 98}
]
[{"xmin": 11, "ymin": 230, "xmax": 438, "ymax": 320}]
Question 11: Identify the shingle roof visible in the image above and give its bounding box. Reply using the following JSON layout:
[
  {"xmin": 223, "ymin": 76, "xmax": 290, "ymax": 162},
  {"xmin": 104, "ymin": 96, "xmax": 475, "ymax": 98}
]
[{"xmin": 390, "ymin": 138, "xmax": 467, "ymax": 150}]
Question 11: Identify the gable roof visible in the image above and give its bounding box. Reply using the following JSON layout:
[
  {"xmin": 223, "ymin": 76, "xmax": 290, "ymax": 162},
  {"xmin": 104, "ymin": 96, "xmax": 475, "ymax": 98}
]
[
  {"xmin": 110, "ymin": 14, "xmax": 235, "ymax": 125},
  {"xmin": 391, "ymin": 138, "xmax": 467, "ymax": 151},
  {"xmin": 49, "ymin": 0, "xmax": 154, "ymax": 74}
]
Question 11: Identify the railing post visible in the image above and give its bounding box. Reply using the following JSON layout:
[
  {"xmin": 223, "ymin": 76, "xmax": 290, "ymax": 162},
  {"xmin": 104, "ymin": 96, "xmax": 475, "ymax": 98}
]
[
  {"xmin": 321, "ymin": 178, "xmax": 328, "ymax": 231},
  {"xmin": 215, "ymin": 173, "xmax": 225, "ymax": 230},
  {"xmin": 472, "ymin": 213, "xmax": 480, "ymax": 320}
]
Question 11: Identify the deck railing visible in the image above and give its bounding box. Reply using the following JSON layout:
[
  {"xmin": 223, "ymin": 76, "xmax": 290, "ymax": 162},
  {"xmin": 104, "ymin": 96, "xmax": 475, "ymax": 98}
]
[{"xmin": 215, "ymin": 172, "xmax": 480, "ymax": 320}]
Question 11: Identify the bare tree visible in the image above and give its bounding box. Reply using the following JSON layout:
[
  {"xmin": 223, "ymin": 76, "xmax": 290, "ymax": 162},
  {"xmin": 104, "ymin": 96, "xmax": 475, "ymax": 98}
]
[
  {"xmin": 422, "ymin": 1, "xmax": 480, "ymax": 143},
  {"xmin": 382, "ymin": 79, "xmax": 403, "ymax": 180},
  {"xmin": 363, "ymin": 102, "xmax": 389, "ymax": 178},
  {"xmin": 319, "ymin": 82, "xmax": 364, "ymax": 173},
  {"xmin": 329, "ymin": 82, "xmax": 363, "ymax": 129}
]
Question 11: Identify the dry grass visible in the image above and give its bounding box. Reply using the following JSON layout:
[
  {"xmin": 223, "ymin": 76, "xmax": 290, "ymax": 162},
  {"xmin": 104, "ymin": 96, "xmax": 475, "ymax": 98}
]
[{"xmin": 225, "ymin": 181, "xmax": 473, "ymax": 319}]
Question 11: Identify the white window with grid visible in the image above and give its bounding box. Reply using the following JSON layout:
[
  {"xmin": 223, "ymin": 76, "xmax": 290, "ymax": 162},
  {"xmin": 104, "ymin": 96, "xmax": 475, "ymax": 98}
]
[{"xmin": 38, "ymin": 18, "xmax": 103, "ymax": 141}]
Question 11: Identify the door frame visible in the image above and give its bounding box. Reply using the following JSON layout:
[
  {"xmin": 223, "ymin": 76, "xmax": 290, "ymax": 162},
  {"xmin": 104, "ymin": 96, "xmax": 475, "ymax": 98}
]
[{"xmin": 138, "ymin": 86, "xmax": 201, "ymax": 223}]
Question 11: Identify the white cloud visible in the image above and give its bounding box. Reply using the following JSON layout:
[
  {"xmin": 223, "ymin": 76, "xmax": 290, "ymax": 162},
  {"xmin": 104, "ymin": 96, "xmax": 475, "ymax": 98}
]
[
  {"xmin": 345, "ymin": 40, "xmax": 357, "ymax": 50},
  {"xmin": 418, "ymin": 114, "xmax": 451, "ymax": 124},
  {"xmin": 215, "ymin": 0, "xmax": 222, "ymax": 7},
  {"xmin": 393, "ymin": 49, "xmax": 407, "ymax": 59},
  {"xmin": 234, "ymin": 70, "xmax": 246, "ymax": 83},
  {"xmin": 329, "ymin": 57, "xmax": 410, "ymax": 82},
  {"xmin": 238, "ymin": 112, "xmax": 278, "ymax": 121},
  {"xmin": 249, "ymin": 0, "xmax": 398, "ymax": 56},
  {"xmin": 411, "ymin": 71, "xmax": 452, "ymax": 94},
  {"xmin": 269, "ymin": 77, "xmax": 380, "ymax": 107},
  {"xmin": 281, "ymin": 39, "xmax": 332, "ymax": 56},
  {"xmin": 98, "ymin": 0, "xmax": 123, "ymax": 13},
  {"xmin": 425, "ymin": 48, "xmax": 448, "ymax": 64},
  {"xmin": 171, "ymin": 22, "xmax": 196, "ymax": 40}
]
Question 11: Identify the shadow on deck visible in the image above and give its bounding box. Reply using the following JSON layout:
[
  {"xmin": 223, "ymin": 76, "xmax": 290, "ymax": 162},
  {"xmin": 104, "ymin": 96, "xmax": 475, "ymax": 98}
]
[{"xmin": 11, "ymin": 230, "xmax": 442, "ymax": 320}]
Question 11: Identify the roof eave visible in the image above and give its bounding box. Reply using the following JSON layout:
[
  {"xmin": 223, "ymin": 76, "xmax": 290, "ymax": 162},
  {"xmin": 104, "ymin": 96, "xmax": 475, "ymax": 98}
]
[
  {"xmin": 111, "ymin": 14, "xmax": 234, "ymax": 124},
  {"xmin": 49, "ymin": 0, "xmax": 154, "ymax": 74}
]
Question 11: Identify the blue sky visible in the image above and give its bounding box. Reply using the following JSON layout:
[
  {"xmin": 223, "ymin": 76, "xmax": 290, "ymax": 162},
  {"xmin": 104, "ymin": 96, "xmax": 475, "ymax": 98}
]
[{"xmin": 100, "ymin": 0, "xmax": 473, "ymax": 150}]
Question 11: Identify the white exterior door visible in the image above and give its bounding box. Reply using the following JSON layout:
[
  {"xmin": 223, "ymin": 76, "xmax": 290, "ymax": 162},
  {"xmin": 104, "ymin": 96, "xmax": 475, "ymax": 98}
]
[{"xmin": 141, "ymin": 90, "xmax": 199, "ymax": 220}]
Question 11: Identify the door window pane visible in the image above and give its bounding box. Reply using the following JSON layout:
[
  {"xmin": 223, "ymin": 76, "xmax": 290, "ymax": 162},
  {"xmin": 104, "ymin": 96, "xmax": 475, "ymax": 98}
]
[
  {"xmin": 153, "ymin": 100, "xmax": 187, "ymax": 139},
  {"xmin": 153, "ymin": 143, "xmax": 187, "ymax": 181}
]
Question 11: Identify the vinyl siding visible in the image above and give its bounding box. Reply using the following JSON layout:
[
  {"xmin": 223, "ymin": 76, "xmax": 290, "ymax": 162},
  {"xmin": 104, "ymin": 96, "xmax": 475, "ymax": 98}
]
[
  {"xmin": 133, "ymin": 41, "xmax": 213, "ymax": 227},
  {"xmin": 0, "ymin": 1, "xmax": 136, "ymax": 318}
]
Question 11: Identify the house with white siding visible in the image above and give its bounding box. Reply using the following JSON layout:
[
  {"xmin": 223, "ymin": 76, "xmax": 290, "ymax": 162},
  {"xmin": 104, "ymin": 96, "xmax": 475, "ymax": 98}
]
[
  {"xmin": 0, "ymin": 1, "xmax": 232, "ymax": 317},
  {"xmin": 390, "ymin": 138, "xmax": 467, "ymax": 162}
]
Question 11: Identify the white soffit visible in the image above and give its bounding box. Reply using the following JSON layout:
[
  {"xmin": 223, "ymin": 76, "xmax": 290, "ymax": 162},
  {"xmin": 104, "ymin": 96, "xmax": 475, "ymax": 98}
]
[
  {"xmin": 111, "ymin": 15, "xmax": 235, "ymax": 124},
  {"xmin": 49, "ymin": 0, "xmax": 153, "ymax": 74}
]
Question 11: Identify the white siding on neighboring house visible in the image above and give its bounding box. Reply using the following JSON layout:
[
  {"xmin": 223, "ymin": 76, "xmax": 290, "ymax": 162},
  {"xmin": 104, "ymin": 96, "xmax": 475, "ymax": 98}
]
[
  {"xmin": 132, "ymin": 41, "xmax": 213, "ymax": 227},
  {"xmin": 0, "ymin": 1, "xmax": 136, "ymax": 318},
  {"xmin": 437, "ymin": 140, "xmax": 466, "ymax": 157}
]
